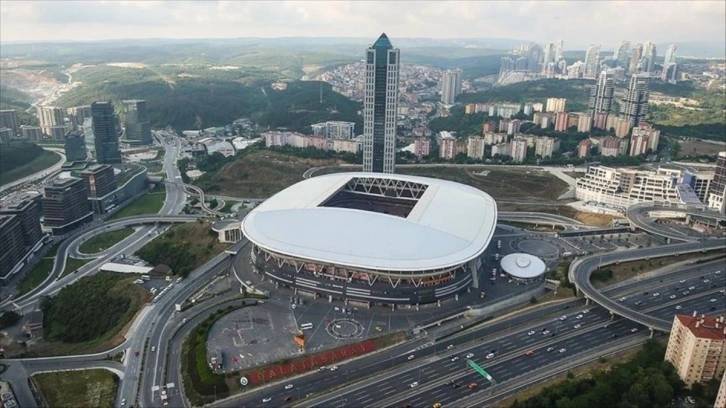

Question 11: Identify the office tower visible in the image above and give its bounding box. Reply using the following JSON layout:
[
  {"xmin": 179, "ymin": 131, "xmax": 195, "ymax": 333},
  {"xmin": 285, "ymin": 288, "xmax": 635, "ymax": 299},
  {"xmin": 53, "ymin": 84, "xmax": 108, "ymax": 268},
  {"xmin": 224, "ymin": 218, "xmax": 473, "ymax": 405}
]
[
  {"xmin": 38, "ymin": 106, "xmax": 65, "ymax": 136},
  {"xmin": 589, "ymin": 70, "xmax": 615, "ymax": 119},
  {"xmin": 527, "ymin": 44, "xmax": 543, "ymax": 72},
  {"xmin": 629, "ymin": 43, "xmax": 643, "ymax": 73},
  {"xmin": 20, "ymin": 125, "xmax": 43, "ymax": 142},
  {"xmin": 91, "ymin": 101, "xmax": 122, "ymax": 164},
  {"xmin": 621, "ymin": 73, "xmax": 650, "ymax": 127},
  {"xmin": 0, "ymin": 215, "xmax": 25, "ymax": 281},
  {"xmin": 554, "ymin": 40, "xmax": 564, "ymax": 61},
  {"xmin": 440, "ymin": 69, "xmax": 462, "ymax": 105},
  {"xmin": 123, "ymin": 99, "xmax": 152, "ymax": 144},
  {"xmin": 64, "ymin": 130, "xmax": 88, "ymax": 161},
  {"xmin": 81, "ymin": 164, "xmax": 117, "ymax": 199},
  {"xmin": 613, "ymin": 41, "xmax": 630, "ymax": 68},
  {"xmin": 661, "ymin": 44, "xmax": 678, "ymax": 82},
  {"xmin": 0, "ymin": 194, "xmax": 43, "ymax": 250},
  {"xmin": 42, "ymin": 178, "xmax": 91, "ymax": 231},
  {"xmin": 0, "ymin": 128, "xmax": 11, "ymax": 143},
  {"xmin": 664, "ymin": 314, "xmax": 726, "ymax": 387},
  {"xmin": 708, "ymin": 151, "xmax": 726, "ymax": 214},
  {"xmin": 362, "ymin": 33, "xmax": 400, "ymax": 174},
  {"xmin": 584, "ymin": 44, "xmax": 601, "ymax": 78},
  {"xmin": 642, "ymin": 41, "xmax": 657, "ymax": 73},
  {"xmin": 0, "ymin": 109, "xmax": 19, "ymax": 136}
]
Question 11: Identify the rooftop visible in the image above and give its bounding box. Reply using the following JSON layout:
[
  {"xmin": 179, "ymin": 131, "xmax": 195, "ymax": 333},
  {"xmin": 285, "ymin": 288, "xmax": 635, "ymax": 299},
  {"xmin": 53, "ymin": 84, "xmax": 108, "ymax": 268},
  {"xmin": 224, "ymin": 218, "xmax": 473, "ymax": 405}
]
[
  {"xmin": 500, "ymin": 253, "xmax": 547, "ymax": 279},
  {"xmin": 676, "ymin": 314, "xmax": 726, "ymax": 340}
]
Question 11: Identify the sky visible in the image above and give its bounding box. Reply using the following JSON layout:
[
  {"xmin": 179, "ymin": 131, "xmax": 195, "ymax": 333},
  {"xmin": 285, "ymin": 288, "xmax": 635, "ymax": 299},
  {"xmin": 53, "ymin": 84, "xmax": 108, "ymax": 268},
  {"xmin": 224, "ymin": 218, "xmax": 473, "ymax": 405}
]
[{"xmin": 1, "ymin": 0, "xmax": 724, "ymax": 47}]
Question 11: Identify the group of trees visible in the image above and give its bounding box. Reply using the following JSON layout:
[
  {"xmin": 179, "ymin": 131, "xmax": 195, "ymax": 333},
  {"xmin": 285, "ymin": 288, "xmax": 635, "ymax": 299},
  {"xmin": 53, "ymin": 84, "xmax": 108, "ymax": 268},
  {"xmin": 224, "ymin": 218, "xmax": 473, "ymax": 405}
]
[
  {"xmin": 509, "ymin": 340, "xmax": 705, "ymax": 408},
  {"xmin": 267, "ymin": 145, "xmax": 360, "ymax": 164},
  {"xmin": 40, "ymin": 273, "xmax": 133, "ymax": 343},
  {"xmin": 135, "ymin": 222, "xmax": 220, "ymax": 278},
  {"xmin": 457, "ymin": 78, "xmax": 591, "ymax": 112},
  {"xmin": 0, "ymin": 141, "xmax": 46, "ymax": 173}
]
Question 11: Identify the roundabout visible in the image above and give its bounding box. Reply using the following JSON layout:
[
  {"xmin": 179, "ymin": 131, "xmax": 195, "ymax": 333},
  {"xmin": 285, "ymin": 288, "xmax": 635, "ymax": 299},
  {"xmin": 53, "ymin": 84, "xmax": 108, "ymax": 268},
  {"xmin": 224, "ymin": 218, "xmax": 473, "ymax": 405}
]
[{"xmin": 326, "ymin": 318, "xmax": 365, "ymax": 339}]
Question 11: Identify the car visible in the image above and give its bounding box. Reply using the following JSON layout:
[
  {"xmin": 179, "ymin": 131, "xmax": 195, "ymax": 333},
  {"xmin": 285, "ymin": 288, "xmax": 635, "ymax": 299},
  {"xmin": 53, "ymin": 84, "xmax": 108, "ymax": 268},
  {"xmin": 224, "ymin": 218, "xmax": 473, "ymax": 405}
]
[
  {"xmin": 689, "ymin": 286, "xmax": 696, "ymax": 290},
  {"xmin": 525, "ymin": 350, "xmax": 534, "ymax": 356},
  {"xmin": 675, "ymin": 305, "xmax": 683, "ymax": 310},
  {"xmin": 547, "ymin": 347, "xmax": 555, "ymax": 352},
  {"xmin": 468, "ymin": 382, "xmax": 478, "ymax": 389},
  {"xmin": 582, "ymin": 309, "xmax": 590, "ymax": 314},
  {"xmin": 559, "ymin": 348, "xmax": 567, "ymax": 353},
  {"xmin": 450, "ymin": 356, "xmax": 459, "ymax": 362},
  {"xmin": 634, "ymin": 301, "xmax": 643, "ymax": 306},
  {"xmin": 704, "ymin": 279, "xmax": 710, "ymax": 283},
  {"xmin": 618, "ymin": 297, "xmax": 626, "ymax": 302},
  {"xmin": 710, "ymin": 298, "xmax": 718, "ymax": 303},
  {"xmin": 410, "ymin": 381, "xmax": 419, "ymax": 388},
  {"xmin": 683, "ymin": 291, "xmax": 690, "ymax": 296},
  {"xmin": 527, "ymin": 330, "xmax": 536, "ymax": 335},
  {"xmin": 631, "ymin": 328, "xmax": 639, "ymax": 333},
  {"xmin": 263, "ymin": 397, "xmax": 272, "ymax": 403},
  {"xmin": 716, "ymin": 271, "xmax": 722, "ymax": 275},
  {"xmin": 447, "ymin": 344, "xmax": 454, "ymax": 350},
  {"xmin": 285, "ymin": 384, "xmax": 294, "ymax": 390},
  {"xmin": 574, "ymin": 324, "xmax": 582, "ymax": 329},
  {"xmin": 134, "ymin": 351, "xmax": 140, "ymax": 356},
  {"xmin": 283, "ymin": 396, "xmax": 293, "ymax": 402},
  {"xmin": 542, "ymin": 329, "xmax": 551, "ymax": 335},
  {"xmin": 446, "ymin": 380, "xmax": 454, "ymax": 385},
  {"xmin": 612, "ymin": 334, "xmax": 618, "ymax": 338},
  {"xmin": 679, "ymin": 279, "xmax": 686, "ymax": 284},
  {"xmin": 408, "ymin": 355, "xmax": 415, "ymax": 360},
  {"xmin": 375, "ymin": 326, "xmax": 382, "ymax": 332},
  {"xmin": 466, "ymin": 353, "xmax": 475, "ymax": 359},
  {"xmin": 576, "ymin": 314, "xmax": 583, "ymax": 319},
  {"xmin": 151, "ymin": 346, "xmax": 156, "ymax": 352},
  {"xmin": 486, "ymin": 353, "xmax": 495, "ymax": 359},
  {"xmin": 318, "ymin": 366, "xmax": 326, "ymax": 372},
  {"xmin": 670, "ymin": 295, "xmax": 677, "ymax": 299},
  {"xmin": 653, "ymin": 292, "xmax": 660, "ymax": 297},
  {"xmin": 121, "ymin": 399, "xmax": 126, "ymax": 406},
  {"xmin": 330, "ymin": 365, "xmax": 338, "ymax": 371},
  {"xmin": 559, "ymin": 315, "xmax": 567, "ymax": 321}
]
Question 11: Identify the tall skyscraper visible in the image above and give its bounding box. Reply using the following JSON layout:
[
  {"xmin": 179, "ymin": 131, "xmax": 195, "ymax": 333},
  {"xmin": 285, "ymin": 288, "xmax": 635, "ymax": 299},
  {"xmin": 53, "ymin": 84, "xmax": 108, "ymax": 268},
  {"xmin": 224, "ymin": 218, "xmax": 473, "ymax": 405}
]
[
  {"xmin": 589, "ymin": 70, "xmax": 615, "ymax": 119},
  {"xmin": 527, "ymin": 44, "xmax": 543, "ymax": 73},
  {"xmin": 440, "ymin": 69, "xmax": 462, "ymax": 105},
  {"xmin": 0, "ymin": 109, "xmax": 19, "ymax": 136},
  {"xmin": 584, "ymin": 44, "xmax": 601, "ymax": 78},
  {"xmin": 64, "ymin": 130, "xmax": 87, "ymax": 162},
  {"xmin": 362, "ymin": 33, "xmax": 400, "ymax": 174},
  {"xmin": 613, "ymin": 41, "xmax": 630, "ymax": 68},
  {"xmin": 38, "ymin": 106, "xmax": 65, "ymax": 136},
  {"xmin": 554, "ymin": 40, "xmax": 564, "ymax": 61},
  {"xmin": 91, "ymin": 101, "xmax": 122, "ymax": 164},
  {"xmin": 661, "ymin": 44, "xmax": 678, "ymax": 82},
  {"xmin": 621, "ymin": 73, "xmax": 650, "ymax": 128},
  {"xmin": 642, "ymin": 41, "xmax": 657, "ymax": 73},
  {"xmin": 629, "ymin": 43, "xmax": 643, "ymax": 73},
  {"xmin": 42, "ymin": 178, "xmax": 92, "ymax": 233},
  {"xmin": 123, "ymin": 99, "xmax": 153, "ymax": 144}
]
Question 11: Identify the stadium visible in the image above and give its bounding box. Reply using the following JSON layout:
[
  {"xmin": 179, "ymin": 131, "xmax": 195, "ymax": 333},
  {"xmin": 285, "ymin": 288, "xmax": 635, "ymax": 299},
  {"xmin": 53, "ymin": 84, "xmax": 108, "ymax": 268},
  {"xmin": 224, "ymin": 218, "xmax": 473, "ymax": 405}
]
[{"xmin": 241, "ymin": 172, "xmax": 498, "ymax": 306}]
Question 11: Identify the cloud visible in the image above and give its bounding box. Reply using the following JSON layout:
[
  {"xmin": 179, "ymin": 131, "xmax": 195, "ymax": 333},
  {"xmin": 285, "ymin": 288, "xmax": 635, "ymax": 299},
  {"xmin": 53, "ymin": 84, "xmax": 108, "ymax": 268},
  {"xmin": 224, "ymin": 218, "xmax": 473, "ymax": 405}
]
[{"xmin": 1, "ymin": 0, "xmax": 724, "ymax": 48}]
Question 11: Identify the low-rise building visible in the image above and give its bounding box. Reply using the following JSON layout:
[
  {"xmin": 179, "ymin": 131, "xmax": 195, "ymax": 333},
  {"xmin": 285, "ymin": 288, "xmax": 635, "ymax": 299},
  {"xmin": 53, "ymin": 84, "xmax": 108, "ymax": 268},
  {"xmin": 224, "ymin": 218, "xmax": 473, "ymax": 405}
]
[
  {"xmin": 664, "ymin": 314, "xmax": 726, "ymax": 387},
  {"xmin": 575, "ymin": 165, "xmax": 683, "ymax": 209}
]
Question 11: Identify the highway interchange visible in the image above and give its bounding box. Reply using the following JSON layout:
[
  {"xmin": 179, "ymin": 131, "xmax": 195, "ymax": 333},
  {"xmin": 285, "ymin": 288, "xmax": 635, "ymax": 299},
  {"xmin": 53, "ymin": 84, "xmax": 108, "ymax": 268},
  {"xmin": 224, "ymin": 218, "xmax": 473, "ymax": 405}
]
[{"xmin": 1, "ymin": 135, "xmax": 724, "ymax": 408}]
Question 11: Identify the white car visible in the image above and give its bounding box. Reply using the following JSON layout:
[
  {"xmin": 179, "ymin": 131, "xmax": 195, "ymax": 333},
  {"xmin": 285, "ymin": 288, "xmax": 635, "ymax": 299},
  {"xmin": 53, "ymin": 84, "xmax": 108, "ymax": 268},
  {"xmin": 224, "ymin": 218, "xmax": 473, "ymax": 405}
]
[
  {"xmin": 527, "ymin": 330, "xmax": 536, "ymax": 336},
  {"xmin": 547, "ymin": 347, "xmax": 555, "ymax": 352},
  {"xmin": 408, "ymin": 355, "xmax": 415, "ymax": 360},
  {"xmin": 466, "ymin": 353, "xmax": 475, "ymax": 359},
  {"xmin": 710, "ymin": 298, "xmax": 718, "ymax": 303},
  {"xmin": 285, "ymin": 384, "xmax": 294, "ymax": 390},
  {"xmin": 559, "ymin": 315, "xmax": 567, "ymax": 321},
  {"xmin": 631, "ymin": 328, "xmax": 639, "ymax": 333},
  {"xmin": 689, "ymin": 286, "xmax": 696, "ymax": 290},
  {"xmin": 330, "ymin": 365, "xmax": 338, "ymax": 371},
  {"xmin": 670, "ymin": 295, "xmax": 677, "ymax": 299},
  {"xmin": 263, "ymin": 397, "xmax": 272, "ymax": 403},
  {"xmin": 447, "ymin": 344, "xmax": 454, "ymax": 350},
  {"xmin": 121, "ymin": 399, "xmax": 126, "ymax": 406},
  {"xmin": 574, "ymin": 324, "xmax": 582, "ymax": 329},
  {"xmin": 679, "ymin": 279, "xmax": 686, "ymax": 284},
  {"xmin": 542, "ymin": 329, "xmax": 551, "ymax": 335},
  {"xmin": 576, "ymin": 314, "xmax": 583, "ymax": 320},
  {"xmin": 450, "ymin": 356, "xmax": 459, "ymax": 362},
  {"xmin": 410, "ymin": 381, "xmax": 419, "ymax": 388},
  {"xmin": 559, "ymin": 348, "xmax": 567, "ymax": 353},
  {"xmin": 486, "ymin": 353, "xmax": 495, "ymax": 359},
  {"xmin": 653, "ymin": 292, "xmax": 660, "ymax": 297},
  {"xmin": 675, "ymin": 305, "xmax": 682, "ymax": 310},
  {"xmin": 618, "ymin": 297, "xmax": 626, "ymax": 302},
  {"xmin": 582, "ymin": 309, "xmax": 590, "ymax": 314}
]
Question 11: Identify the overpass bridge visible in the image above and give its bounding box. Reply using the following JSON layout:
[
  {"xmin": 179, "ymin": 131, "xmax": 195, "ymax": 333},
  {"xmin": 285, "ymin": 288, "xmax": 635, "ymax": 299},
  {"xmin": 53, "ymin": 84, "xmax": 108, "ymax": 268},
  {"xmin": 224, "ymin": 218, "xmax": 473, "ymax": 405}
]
[{"xmin": 569, "ymin": 239, "xmax": 726, "ymax": 333}]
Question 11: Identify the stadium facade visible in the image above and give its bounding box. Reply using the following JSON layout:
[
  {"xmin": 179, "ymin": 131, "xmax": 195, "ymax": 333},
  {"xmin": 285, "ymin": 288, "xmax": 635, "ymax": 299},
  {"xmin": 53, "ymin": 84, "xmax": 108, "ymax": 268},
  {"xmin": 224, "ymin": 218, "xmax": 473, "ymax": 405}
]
[{"xmin": 241, "ymin": 173, "xmax": 497, "ymax": 306}]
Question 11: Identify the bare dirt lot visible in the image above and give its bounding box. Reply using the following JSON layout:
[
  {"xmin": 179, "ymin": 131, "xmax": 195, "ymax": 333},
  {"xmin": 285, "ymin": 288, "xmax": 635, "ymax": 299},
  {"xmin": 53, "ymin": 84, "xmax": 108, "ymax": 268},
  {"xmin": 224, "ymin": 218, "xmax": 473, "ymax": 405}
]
[{"xmin": 676, "ymin": 139, "xmax": 726, "ymax": 158}]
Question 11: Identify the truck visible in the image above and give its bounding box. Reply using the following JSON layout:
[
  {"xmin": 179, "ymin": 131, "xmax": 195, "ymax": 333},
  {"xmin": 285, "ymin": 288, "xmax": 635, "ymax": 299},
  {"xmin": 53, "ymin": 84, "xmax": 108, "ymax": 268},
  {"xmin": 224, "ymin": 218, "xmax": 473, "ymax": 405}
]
[{"xmin": 160, "ymin": 390, "xmax": 168, "ymax": 406}]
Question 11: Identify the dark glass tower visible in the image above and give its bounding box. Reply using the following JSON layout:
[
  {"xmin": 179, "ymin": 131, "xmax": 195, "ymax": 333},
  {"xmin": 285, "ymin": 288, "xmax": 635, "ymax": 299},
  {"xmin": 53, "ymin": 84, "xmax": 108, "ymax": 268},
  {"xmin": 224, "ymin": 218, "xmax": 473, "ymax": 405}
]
[
  {"xmin": 362, "ymin": 33, "xmax": 400, "ymax": 173},
  {"xmin": 92, "ymin": 101, "xmax": 122, "ymax": 164}
]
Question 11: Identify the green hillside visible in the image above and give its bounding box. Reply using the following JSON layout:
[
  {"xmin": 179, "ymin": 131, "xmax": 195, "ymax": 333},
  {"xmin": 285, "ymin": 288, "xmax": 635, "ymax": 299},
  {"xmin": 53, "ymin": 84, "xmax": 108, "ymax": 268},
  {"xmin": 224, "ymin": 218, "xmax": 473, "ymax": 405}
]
[{"xmin": 458, "ymin": 78, "xmax": 592, "ymax": 111}]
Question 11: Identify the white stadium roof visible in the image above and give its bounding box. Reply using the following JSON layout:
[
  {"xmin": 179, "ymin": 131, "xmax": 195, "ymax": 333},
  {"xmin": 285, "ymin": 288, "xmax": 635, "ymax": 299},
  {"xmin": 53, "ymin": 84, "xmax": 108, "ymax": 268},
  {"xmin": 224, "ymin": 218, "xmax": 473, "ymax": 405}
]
[
  {"xmin": 500, "ymin": 253, "xmax": 546, "ymax": 279},
  {"xmin": 241, "ymin": 172, "xmax": 497, "ymax": 271}
]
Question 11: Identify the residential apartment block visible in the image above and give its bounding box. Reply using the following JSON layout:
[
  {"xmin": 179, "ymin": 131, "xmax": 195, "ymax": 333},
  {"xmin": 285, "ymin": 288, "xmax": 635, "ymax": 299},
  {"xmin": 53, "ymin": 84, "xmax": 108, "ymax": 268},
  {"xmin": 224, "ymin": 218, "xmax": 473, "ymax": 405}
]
[
  {"xmin": 575, "ymin": 165, "xmax": 682, "ymax": 209},
  {"xmin": 664, "ymin": 314, "xmax": 726, "ymax": 387},
  {"xmin": 545, "ymin": 98, "xmax": 567, "ymax": 113}
]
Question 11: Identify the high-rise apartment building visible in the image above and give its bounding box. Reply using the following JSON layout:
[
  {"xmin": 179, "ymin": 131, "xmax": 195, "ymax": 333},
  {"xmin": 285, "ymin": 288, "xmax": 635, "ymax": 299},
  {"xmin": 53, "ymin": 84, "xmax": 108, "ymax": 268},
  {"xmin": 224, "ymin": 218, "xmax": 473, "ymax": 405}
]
[
  {"xmin": 0, "ymin": 109, "xmax": 19, "ymax": 136},
  {"xmin": 38, "ymin": 106, "xmax": 65, "ymax": 136},
  {"xmin": 20, "ymin": 125, "xmax": 43, "ymax": 142},
  {"xmin": 0, "ymin": 128, "xmax": 11, "ymax": 144},
  {"xmin": 0, "ymin": 215, "xmax": 25, "ymax": 281},
  {"xmin": 664, "ymin": 314, "xmax": 726, "ymax": 387},
  {"xmin": 413, "ymin": 137, "xmax": 430, "ymax": 158},
  {"xmin": 577, "ymin": 113, "xmax": 592, "ymax": 133},
  {"xmin": 661, "ymin": 44, "xmax": 678, "ymax": 83},
  {"xmin": 91, "ymin": 101, "xmax": 122, "ymax": 164},
  {"xmin": 600, "ymin": 137, "xmax": 621, "ymax": 157},
  {"xmin": 716, "ymin": 374, "xmax": 726, "ymax": 408},
  {"xmin": 589, "ymin": 70, "xmax": 615, "ymax": 119},
  {"xmin": 438, "ymin": 131, "xmax": 456, "ymax": 160},
  {"xmin": 64, "ymin": 130, "xmax": 88, "ymax": 162},
  {"xmin": 707, "ymin": 151, "xmax": 726, "ymax": 214},
  {"xmin": 527, "ymin": 44, "xmax": 543, "ymax": 73},
  {"xmin": 440, "ymin": 69, "xmax": 462, "ymax": 105},
  {"xmin": 546, "ymin": 98, "xmax": 567, "ymax": 113},
  {"xmin": 621, "ymin": 73, "xmax": 650, "ymax": 128},
  {"xmin": 584, "ymin": 44, "xmax": 601, "ymax": 78},
  {"xmin": 0, "ymin": 194, "xmax": 43, "ymax": 251},
  {"xmin": 631, "ymin": 123, "xmax": 661, "ymax": 152},
  {"xmin": 123, "ymin": 99, "xmax": 153, "ymax": 144},
  {"xmin": 554, "ymin": 40, "xmax": 564, "ymax": 61},
  {"xmin": 311, "ymin": 121, "xmax": 356, "ymax": 140},
  {"xmin": 42, "ymin": 178, "xmax": 92, "ymax": 233},
  {"xmin": 535, "ymin": 136, "xmax": 559, "ymax": 159},
  {"xmin": 629, "ymin": 43, "xmax": 643, "ymax": 73},
  {"xmin": 613, "ymin": 41, "xmax": 630, "ymax": 68},
  {"xmin": 510, "ymin": 137, "xmax": 528, "ymax": 163},
  {"xmin": 555, "ymin": 112, "xmax": 570, "ymax": 132},
  {"xmin": 642, "ymin": 41, "xmax": 657, "ymax": 73},
  {"xmin": 466, "ymin": 137, "xmax": 485, "ymax": 160},
  {"xmin": 49, "ymin": 125, "xmax": 68, "ymax": 141},
  {"xmin": 577, "ymin": 139, "xmax": 592, "ymax": 158},
  {"xmin": 629, "ymin": 132, "xmax": 650, "ymax": 156},
  {"xmin": 362, "ymin": 33, "xmax": 400, "ymax": 174},
  {"xmin": 67, "ymin": 105, "xmax": 92, "ymax": 129}
]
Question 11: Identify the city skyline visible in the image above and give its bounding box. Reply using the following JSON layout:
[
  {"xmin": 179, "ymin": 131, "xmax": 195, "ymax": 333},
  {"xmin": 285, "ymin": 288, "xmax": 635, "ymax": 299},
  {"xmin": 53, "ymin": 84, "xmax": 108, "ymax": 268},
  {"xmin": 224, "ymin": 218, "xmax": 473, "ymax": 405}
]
[{"xmin": 1, "ymin": 1, "xmax": 724, "ymax": 48}]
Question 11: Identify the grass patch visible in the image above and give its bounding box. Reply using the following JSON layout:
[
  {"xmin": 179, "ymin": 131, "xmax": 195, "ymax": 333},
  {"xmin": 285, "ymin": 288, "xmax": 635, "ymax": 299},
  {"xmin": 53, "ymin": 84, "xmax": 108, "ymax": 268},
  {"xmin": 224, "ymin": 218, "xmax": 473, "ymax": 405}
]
[
  {"xmin": 143, "ymin": 161, "xmax": 163, "ymax": 173},
  {"xmin": 110, "ymin": 187, "xmax": 166, "ymax": 219},
  {"xmin": 0, "ymin": 150, "xmax": 61, "ymax": 186},
  {"xmin": 591, "ymin": 252, "xmax": 725, "ymax": 288},
  {"xmin": 79, "ymin": 228, "xmax": 135, "ymax": 254},
  {"xmin": 220, "ymin": 200, "xmax": 239, "ymax": 213},
  {"xmin": 573, "ymin": 211, "xmax": 623, "ymax": 227},
  {"xmin": 34, "ymin": 369, "xmax": 119, "ymax": 408},
  {"xmin": 60, "ymin": 257, "xmax": 92, "ymax": 277},
  {"xmin": 136, "ymin": 220, "xmax": 230, "ymax": 277},
  {"xmin": 17, "ymin": 258, "xmax": 54, "ymax": 296}
]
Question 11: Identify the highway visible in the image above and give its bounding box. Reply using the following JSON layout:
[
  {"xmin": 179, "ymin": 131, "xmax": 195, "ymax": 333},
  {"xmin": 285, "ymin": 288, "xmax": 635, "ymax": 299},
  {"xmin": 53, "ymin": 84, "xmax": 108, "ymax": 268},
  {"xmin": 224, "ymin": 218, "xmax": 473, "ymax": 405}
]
[{"xmin": 570, "ymin": 239, "xmax": 726, "ymax": 332}]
